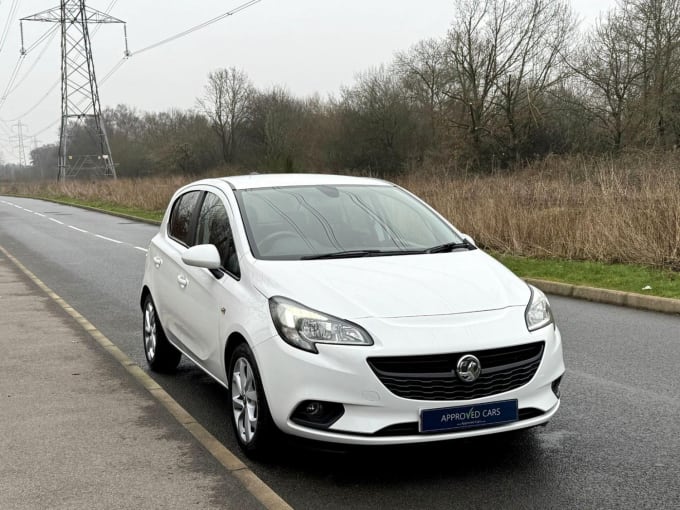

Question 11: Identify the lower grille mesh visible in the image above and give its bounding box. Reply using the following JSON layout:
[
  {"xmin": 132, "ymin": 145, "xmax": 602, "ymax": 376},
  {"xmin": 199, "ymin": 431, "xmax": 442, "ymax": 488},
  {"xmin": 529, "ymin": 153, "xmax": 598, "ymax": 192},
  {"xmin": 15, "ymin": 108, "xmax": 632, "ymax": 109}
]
[{"xmin": 367, "ymin": 342, "xmax": 544, "ymax": 401}]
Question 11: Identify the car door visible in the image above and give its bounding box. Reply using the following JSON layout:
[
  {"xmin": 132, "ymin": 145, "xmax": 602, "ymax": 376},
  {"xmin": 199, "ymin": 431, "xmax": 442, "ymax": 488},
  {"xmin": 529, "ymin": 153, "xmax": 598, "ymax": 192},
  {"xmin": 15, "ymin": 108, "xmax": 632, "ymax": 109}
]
[
  {"xmin": 151, "ymin": 189, "xmax": 202, "ymax": 351},
  {"xmin": 178, "ymin": 190, "xmax": 243, "ymax": 376}
]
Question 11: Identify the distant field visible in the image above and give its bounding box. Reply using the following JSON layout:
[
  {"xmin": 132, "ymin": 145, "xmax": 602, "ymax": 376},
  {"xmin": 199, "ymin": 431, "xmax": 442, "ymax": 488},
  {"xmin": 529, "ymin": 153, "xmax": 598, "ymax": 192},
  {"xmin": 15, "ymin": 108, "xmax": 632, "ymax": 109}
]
[{"xmin": 2, "ymin": 152, "xmax": 680, "ymax": 275}]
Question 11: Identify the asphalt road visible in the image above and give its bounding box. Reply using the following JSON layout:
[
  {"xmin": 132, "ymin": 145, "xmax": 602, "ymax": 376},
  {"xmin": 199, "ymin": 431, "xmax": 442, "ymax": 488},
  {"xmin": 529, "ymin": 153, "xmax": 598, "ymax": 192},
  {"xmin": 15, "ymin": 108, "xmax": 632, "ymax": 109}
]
[{"xmin": 1, "ymin": 196, "xmax": 679, "ymax": 510}]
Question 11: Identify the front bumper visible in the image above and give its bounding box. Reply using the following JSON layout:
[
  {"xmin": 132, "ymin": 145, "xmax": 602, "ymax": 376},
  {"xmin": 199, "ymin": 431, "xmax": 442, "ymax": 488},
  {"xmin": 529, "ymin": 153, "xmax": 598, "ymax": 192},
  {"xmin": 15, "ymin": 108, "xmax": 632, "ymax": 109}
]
[{"xmin": 254, "ymin": 307, "xmax": 565, "ymax": 445}]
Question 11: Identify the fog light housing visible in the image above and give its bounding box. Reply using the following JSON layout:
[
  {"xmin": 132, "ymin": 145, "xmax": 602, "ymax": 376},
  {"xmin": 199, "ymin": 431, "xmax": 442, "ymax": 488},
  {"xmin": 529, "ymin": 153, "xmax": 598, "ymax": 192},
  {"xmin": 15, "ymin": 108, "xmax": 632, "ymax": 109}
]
[
  {"xmin": 291, "ymin": 400, "xmax": 344, "ymax": 430},
  {"xmin": 551, "ymin": 376, "xmax": 562, "ymax": 398}
]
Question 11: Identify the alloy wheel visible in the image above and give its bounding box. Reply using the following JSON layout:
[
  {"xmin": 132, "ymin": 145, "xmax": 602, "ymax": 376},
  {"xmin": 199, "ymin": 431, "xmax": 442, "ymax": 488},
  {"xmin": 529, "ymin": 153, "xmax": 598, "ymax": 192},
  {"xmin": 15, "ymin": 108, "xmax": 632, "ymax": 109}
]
[
  {"xmin": 143, "ymin": 301, "xmax": 157, "ymax": 361},
  {"xmin": 231, "ymin": 357, "xmax": 259, "ymax": 444}
]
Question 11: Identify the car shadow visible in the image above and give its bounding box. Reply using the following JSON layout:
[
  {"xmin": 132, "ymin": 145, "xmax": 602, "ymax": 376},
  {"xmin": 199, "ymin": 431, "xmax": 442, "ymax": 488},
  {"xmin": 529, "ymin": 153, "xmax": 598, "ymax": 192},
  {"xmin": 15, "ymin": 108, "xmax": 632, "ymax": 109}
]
[{"xmin": 256, "ymin": 424, "xmax": 554, "ymax": 485}]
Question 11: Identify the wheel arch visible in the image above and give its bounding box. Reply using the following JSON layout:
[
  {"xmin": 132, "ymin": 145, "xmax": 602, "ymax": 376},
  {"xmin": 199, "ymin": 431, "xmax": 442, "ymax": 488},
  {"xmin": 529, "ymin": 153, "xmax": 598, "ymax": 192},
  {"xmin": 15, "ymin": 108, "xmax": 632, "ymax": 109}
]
[
  {"xmin": 224, "ymin": 331, "xmax": 249, "ymax": 384},
  {"xmin": 140, "ymin": 285, "xmax": 151, "ymax": 310}
]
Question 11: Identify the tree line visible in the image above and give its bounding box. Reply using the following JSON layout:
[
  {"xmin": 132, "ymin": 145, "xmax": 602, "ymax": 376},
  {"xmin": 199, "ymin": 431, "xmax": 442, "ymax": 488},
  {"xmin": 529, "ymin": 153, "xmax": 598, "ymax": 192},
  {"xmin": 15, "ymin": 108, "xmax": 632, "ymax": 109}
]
[{"xmin": 6, "ymin": 0, "xmax": 680, "ymax": 181}]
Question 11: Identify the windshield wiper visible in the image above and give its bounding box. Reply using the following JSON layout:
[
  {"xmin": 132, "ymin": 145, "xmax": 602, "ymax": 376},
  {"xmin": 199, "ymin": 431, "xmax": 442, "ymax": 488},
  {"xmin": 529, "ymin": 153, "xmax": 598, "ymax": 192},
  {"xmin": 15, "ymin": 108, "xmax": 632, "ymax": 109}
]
[
  {"xmin": 301, "ymin": 249, "xmax": 421, "ymax": 260},
  {"xmin": 426, "ymin": 239, "xmax": 477, "ymax": 254}
]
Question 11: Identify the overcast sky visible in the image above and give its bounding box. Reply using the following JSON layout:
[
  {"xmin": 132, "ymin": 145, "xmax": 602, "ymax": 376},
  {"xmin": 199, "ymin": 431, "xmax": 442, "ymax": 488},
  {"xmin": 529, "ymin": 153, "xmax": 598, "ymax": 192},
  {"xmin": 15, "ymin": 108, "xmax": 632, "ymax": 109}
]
[{"xmin": 0, "ymin": 0, "xmax": 616, "ymax": 164}]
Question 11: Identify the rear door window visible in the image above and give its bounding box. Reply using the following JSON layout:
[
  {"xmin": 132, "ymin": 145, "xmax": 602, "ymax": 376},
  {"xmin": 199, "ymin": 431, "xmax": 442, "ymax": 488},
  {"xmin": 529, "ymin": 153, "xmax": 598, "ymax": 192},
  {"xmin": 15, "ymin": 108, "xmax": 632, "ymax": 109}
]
[{"xmin": 168, "ymin": 190, "xmax": 202, "ymax": 246}]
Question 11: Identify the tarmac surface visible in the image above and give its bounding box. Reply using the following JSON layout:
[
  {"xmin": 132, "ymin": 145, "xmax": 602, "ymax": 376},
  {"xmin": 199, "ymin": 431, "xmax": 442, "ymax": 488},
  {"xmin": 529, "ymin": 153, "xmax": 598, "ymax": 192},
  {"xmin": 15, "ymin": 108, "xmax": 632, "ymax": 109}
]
[{"xmin": 0, "ymin": 254, "xmax": 265, "ymax": 509}]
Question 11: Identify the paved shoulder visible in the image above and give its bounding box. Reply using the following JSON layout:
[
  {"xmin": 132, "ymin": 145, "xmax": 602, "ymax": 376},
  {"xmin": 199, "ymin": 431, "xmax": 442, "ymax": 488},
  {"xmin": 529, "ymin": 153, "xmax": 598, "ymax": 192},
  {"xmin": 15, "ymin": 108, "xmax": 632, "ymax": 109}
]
[{"xmin": 0, "ymin": 253, "xmax": 263, "ymax": 510}]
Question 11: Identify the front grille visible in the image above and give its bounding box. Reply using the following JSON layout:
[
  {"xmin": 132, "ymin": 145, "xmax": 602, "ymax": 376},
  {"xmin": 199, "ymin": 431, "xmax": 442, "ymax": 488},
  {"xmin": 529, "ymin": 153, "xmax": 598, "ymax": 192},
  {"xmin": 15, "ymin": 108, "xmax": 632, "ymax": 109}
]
[{"xmin": 367, "ymin": 342, "xmax": 544, "ymax": 401}]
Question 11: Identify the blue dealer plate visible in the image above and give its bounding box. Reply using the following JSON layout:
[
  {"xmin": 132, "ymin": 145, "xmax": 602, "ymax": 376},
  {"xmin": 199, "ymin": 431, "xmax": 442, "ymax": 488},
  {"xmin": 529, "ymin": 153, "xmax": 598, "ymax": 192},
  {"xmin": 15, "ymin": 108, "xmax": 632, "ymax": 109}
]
[{"xmin": 419, "ymin": 399, "xmax": 518, "ymax": 433}]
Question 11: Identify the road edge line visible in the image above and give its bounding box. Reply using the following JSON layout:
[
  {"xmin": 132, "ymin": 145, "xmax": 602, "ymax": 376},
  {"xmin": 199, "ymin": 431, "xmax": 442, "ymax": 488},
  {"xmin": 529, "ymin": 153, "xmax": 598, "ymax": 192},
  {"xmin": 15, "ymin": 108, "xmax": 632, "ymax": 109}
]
[
  {"xmin": 3, "ymin": 193, "xmax": 162, "ymax": 225},
  {"xmin": 0, "ymin": 245, "xmax": 293, "ymax": 510}
]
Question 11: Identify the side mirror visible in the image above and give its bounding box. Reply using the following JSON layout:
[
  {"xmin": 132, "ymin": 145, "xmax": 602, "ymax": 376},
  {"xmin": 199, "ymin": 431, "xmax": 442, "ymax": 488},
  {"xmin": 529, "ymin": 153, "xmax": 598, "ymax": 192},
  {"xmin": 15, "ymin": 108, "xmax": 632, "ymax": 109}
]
[
  {"xmin": 182, "ymin": 244, "xmax": 221, "ymax": 269},
  {"xmin": 461, "ymin": 234, "xmax": 476, "ymax": 247}
]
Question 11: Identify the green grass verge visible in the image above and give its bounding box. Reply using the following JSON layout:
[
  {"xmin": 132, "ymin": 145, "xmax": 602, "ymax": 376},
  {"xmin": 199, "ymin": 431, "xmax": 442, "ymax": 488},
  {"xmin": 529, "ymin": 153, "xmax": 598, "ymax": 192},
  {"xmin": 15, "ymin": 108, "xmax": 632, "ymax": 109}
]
[
  {"xmin": 15, "ymin": 195, "xmax": 164, "ymax": 223},
  {"xmin": 495, "ymin": 253, "xmax": 680, "ymax": 299},
  {"xmin": 66, "ymin": 199, "xmax": 164, "ymax": 222}
]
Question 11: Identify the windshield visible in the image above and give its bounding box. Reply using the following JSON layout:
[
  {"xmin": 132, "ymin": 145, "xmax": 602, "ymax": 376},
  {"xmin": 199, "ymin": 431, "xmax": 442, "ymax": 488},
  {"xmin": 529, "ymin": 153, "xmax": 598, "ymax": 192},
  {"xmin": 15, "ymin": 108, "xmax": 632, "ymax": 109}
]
[{"xmin": 235, "ymin": 184, "xmax": 462, "ymax": 260}]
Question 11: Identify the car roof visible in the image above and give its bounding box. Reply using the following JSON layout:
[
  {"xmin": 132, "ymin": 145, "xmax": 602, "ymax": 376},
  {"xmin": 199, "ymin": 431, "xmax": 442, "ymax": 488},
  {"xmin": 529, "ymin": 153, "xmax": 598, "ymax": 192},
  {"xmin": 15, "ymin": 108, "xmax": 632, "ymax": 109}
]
[{"xmin": 215, "ymin": 173, "xmax": 391, "ymax": 190}]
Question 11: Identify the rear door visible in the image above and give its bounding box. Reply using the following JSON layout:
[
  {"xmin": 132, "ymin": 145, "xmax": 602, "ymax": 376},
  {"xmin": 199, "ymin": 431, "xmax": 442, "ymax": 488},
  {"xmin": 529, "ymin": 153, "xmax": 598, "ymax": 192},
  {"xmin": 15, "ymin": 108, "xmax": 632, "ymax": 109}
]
[{"xmin": 150, "ymin": 189, "xmax": 202, "ymax": 348}]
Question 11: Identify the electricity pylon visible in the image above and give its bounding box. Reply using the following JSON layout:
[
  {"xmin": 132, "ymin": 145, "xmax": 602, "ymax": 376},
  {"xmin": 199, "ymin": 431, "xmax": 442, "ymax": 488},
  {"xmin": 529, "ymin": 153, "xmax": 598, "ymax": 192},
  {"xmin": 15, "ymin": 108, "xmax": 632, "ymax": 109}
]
[
  {"xmin": 21, "ymin": 1, "xmax": 128, "ymax": 181},
  {"xmin": 11, "ymin": 121, "xmax": 28, "ymax": 168}
]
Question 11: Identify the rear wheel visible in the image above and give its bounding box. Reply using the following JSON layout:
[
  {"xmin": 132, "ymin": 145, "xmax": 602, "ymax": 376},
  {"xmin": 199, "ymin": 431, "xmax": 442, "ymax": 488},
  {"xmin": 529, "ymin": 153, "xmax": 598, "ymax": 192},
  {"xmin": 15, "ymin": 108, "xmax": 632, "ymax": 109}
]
[
  {"xmin": 228, "ymin": 343, "xmax": 277, "ymax": 457},
  {"xmin": 142, "ymin": 295, "xmax": 181, "ymax": 372}
]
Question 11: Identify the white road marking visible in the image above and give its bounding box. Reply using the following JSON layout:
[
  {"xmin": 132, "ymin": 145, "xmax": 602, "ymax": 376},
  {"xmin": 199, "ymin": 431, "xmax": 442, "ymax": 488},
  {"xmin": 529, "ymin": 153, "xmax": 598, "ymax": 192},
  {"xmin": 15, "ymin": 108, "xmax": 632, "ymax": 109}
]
[
  {"xmin": 95, "ymin": 234, "xmax": 123, "ymax": 244},
  {"xmin": 4, "ymin": 199, "xmax": 149, "ymax": 254}
]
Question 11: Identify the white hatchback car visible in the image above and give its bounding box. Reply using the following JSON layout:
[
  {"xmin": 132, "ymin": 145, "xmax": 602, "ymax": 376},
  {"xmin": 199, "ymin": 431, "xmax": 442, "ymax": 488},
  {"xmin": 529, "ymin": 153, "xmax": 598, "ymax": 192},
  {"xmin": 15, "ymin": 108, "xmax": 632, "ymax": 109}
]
[{"xmin": 141, "ymin": 174, "xmax": 564, "ymax": 456}]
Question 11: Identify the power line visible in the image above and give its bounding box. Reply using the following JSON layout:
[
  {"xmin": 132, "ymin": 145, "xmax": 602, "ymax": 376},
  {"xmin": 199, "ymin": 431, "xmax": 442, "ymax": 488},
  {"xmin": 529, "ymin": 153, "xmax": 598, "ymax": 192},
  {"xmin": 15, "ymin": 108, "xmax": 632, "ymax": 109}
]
[
  {"xmin": 0, "ymin": 118, "xmax": 13, "ymax": 137},
  {"xmin": 22, "ymin": 23, "xmax": 60, "ymax": 55},
  {"xmin": 100, "ymin": 56, "xmax": 127, "ymax": 85},
  {"xmin": 0, "ymin": 55, "xmax": 26, "ymax": 112},
  {"xmin": 131, "ymin": 0, "xmax": 262, "ymax": 56},
  {"xmin": 10, "ymin": 26, "xmax": 60, "ymax": 96},
  {"xmin": 3, "ymin": 78, "xmax": 60, "ymax": 123},
  {"xmin": 87, "ymin": 0, "xmax": 119, "ymax": 39},
  {"xmin": 0, "ymin": 0, "xmax": 19, "ymax": 55},
  {"xmin": 102, "ymin": 0, "xmax": 118, "ymax": 16},
  {"xmin": 33, "ymin": 116, "xmax": 60, "ymax": 137},
  {"xmin": 94, "ymin": 1, "xmax": 264, "ymax": 95},
  {"xmin": 0, "ymin": 24, "xmax": 59, "ymax": 116}
]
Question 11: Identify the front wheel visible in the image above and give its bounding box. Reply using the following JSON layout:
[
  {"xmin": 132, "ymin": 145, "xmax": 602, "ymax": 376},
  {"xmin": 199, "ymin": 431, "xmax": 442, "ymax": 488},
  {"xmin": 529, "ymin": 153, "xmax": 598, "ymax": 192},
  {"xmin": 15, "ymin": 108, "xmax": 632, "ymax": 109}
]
[
  {"xmin": 142, "ymin": 295, "xmax": 181, "ymax": 372},
  {"xmin": 228, "ymin": 343, "xmax": 277, "ymax": 457}
]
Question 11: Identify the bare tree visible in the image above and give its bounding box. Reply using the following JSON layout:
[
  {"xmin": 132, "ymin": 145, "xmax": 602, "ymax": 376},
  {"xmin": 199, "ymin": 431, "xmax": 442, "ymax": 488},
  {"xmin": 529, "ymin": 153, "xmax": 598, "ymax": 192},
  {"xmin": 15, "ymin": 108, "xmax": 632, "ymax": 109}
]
[
  {"xmin": 625, "ymin": 0, "xmax": 680, "ymax": 146},
  {"xmin": 443, "ymin": 0, "xmax": 574, "ymax": 163},
  {"xmin": 340, "ymin": 66, "xmax": 416, "ymax": 171},
  {"xmin": 570, "ymin": 10, "xmax": 646, "ymax": 149},
  {"xmin": 245, "ymin": 87, "xmax": 307, "ymax": 171},
  {"xmin": 495, "ymin": 1, "xmax": 574, "ymax": 158},
  {"xmin": 197, "ymin": 67, "xmax": 253, "ymax": 164},
  {"xmin": 395, "ymin": 38, "xmax": 451, "ymax": 150}
]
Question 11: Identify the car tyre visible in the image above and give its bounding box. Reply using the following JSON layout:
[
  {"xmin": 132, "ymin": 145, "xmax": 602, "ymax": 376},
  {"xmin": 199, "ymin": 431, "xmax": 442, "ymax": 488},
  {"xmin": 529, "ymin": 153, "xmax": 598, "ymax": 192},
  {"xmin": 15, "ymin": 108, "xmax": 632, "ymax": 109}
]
[
  {"xmin": 143, "ymin": 295, "xmax": 181, "ymax": 372},
  {"xmin": 229, "ymin": 343, "xmax": 277, "ymax": 457}
]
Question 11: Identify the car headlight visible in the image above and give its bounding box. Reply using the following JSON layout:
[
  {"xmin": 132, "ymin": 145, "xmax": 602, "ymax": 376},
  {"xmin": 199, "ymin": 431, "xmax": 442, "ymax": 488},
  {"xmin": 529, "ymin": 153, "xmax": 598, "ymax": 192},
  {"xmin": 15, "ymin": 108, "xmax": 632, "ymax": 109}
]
[
  {"xmin": 525, "ymin": 285, "xmax": 554, "ymax": 331},
  {"xmin": 269, "ymin": 296, "xmax": 373, "ymax": 353}
]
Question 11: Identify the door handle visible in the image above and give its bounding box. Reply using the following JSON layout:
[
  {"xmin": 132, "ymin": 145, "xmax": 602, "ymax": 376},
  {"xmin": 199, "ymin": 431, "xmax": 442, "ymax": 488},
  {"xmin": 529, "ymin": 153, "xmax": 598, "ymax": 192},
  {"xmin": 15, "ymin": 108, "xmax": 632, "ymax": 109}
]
[
  {"xmin": 153, "ymin": 256, "xmax": 163, "ymax": 268},
  {"xmin": 177, "ymin": 274, "xmax": 188, "ymax": 289}
]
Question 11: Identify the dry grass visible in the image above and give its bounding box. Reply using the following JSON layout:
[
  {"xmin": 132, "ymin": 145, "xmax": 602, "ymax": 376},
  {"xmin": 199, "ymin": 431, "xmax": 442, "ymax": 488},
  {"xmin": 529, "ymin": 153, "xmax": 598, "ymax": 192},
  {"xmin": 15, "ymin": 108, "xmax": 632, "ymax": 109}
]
[
  {"xmin": 3, "ymin": 153, "xmax": 680, "ymax": 270},
  {"xmin": 397, "ymin": 152, "xmax": 680, "ymax": 270},
  {"xmin": 0, "ymin": 175, "xmax": 192, "ymax": 214}
]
